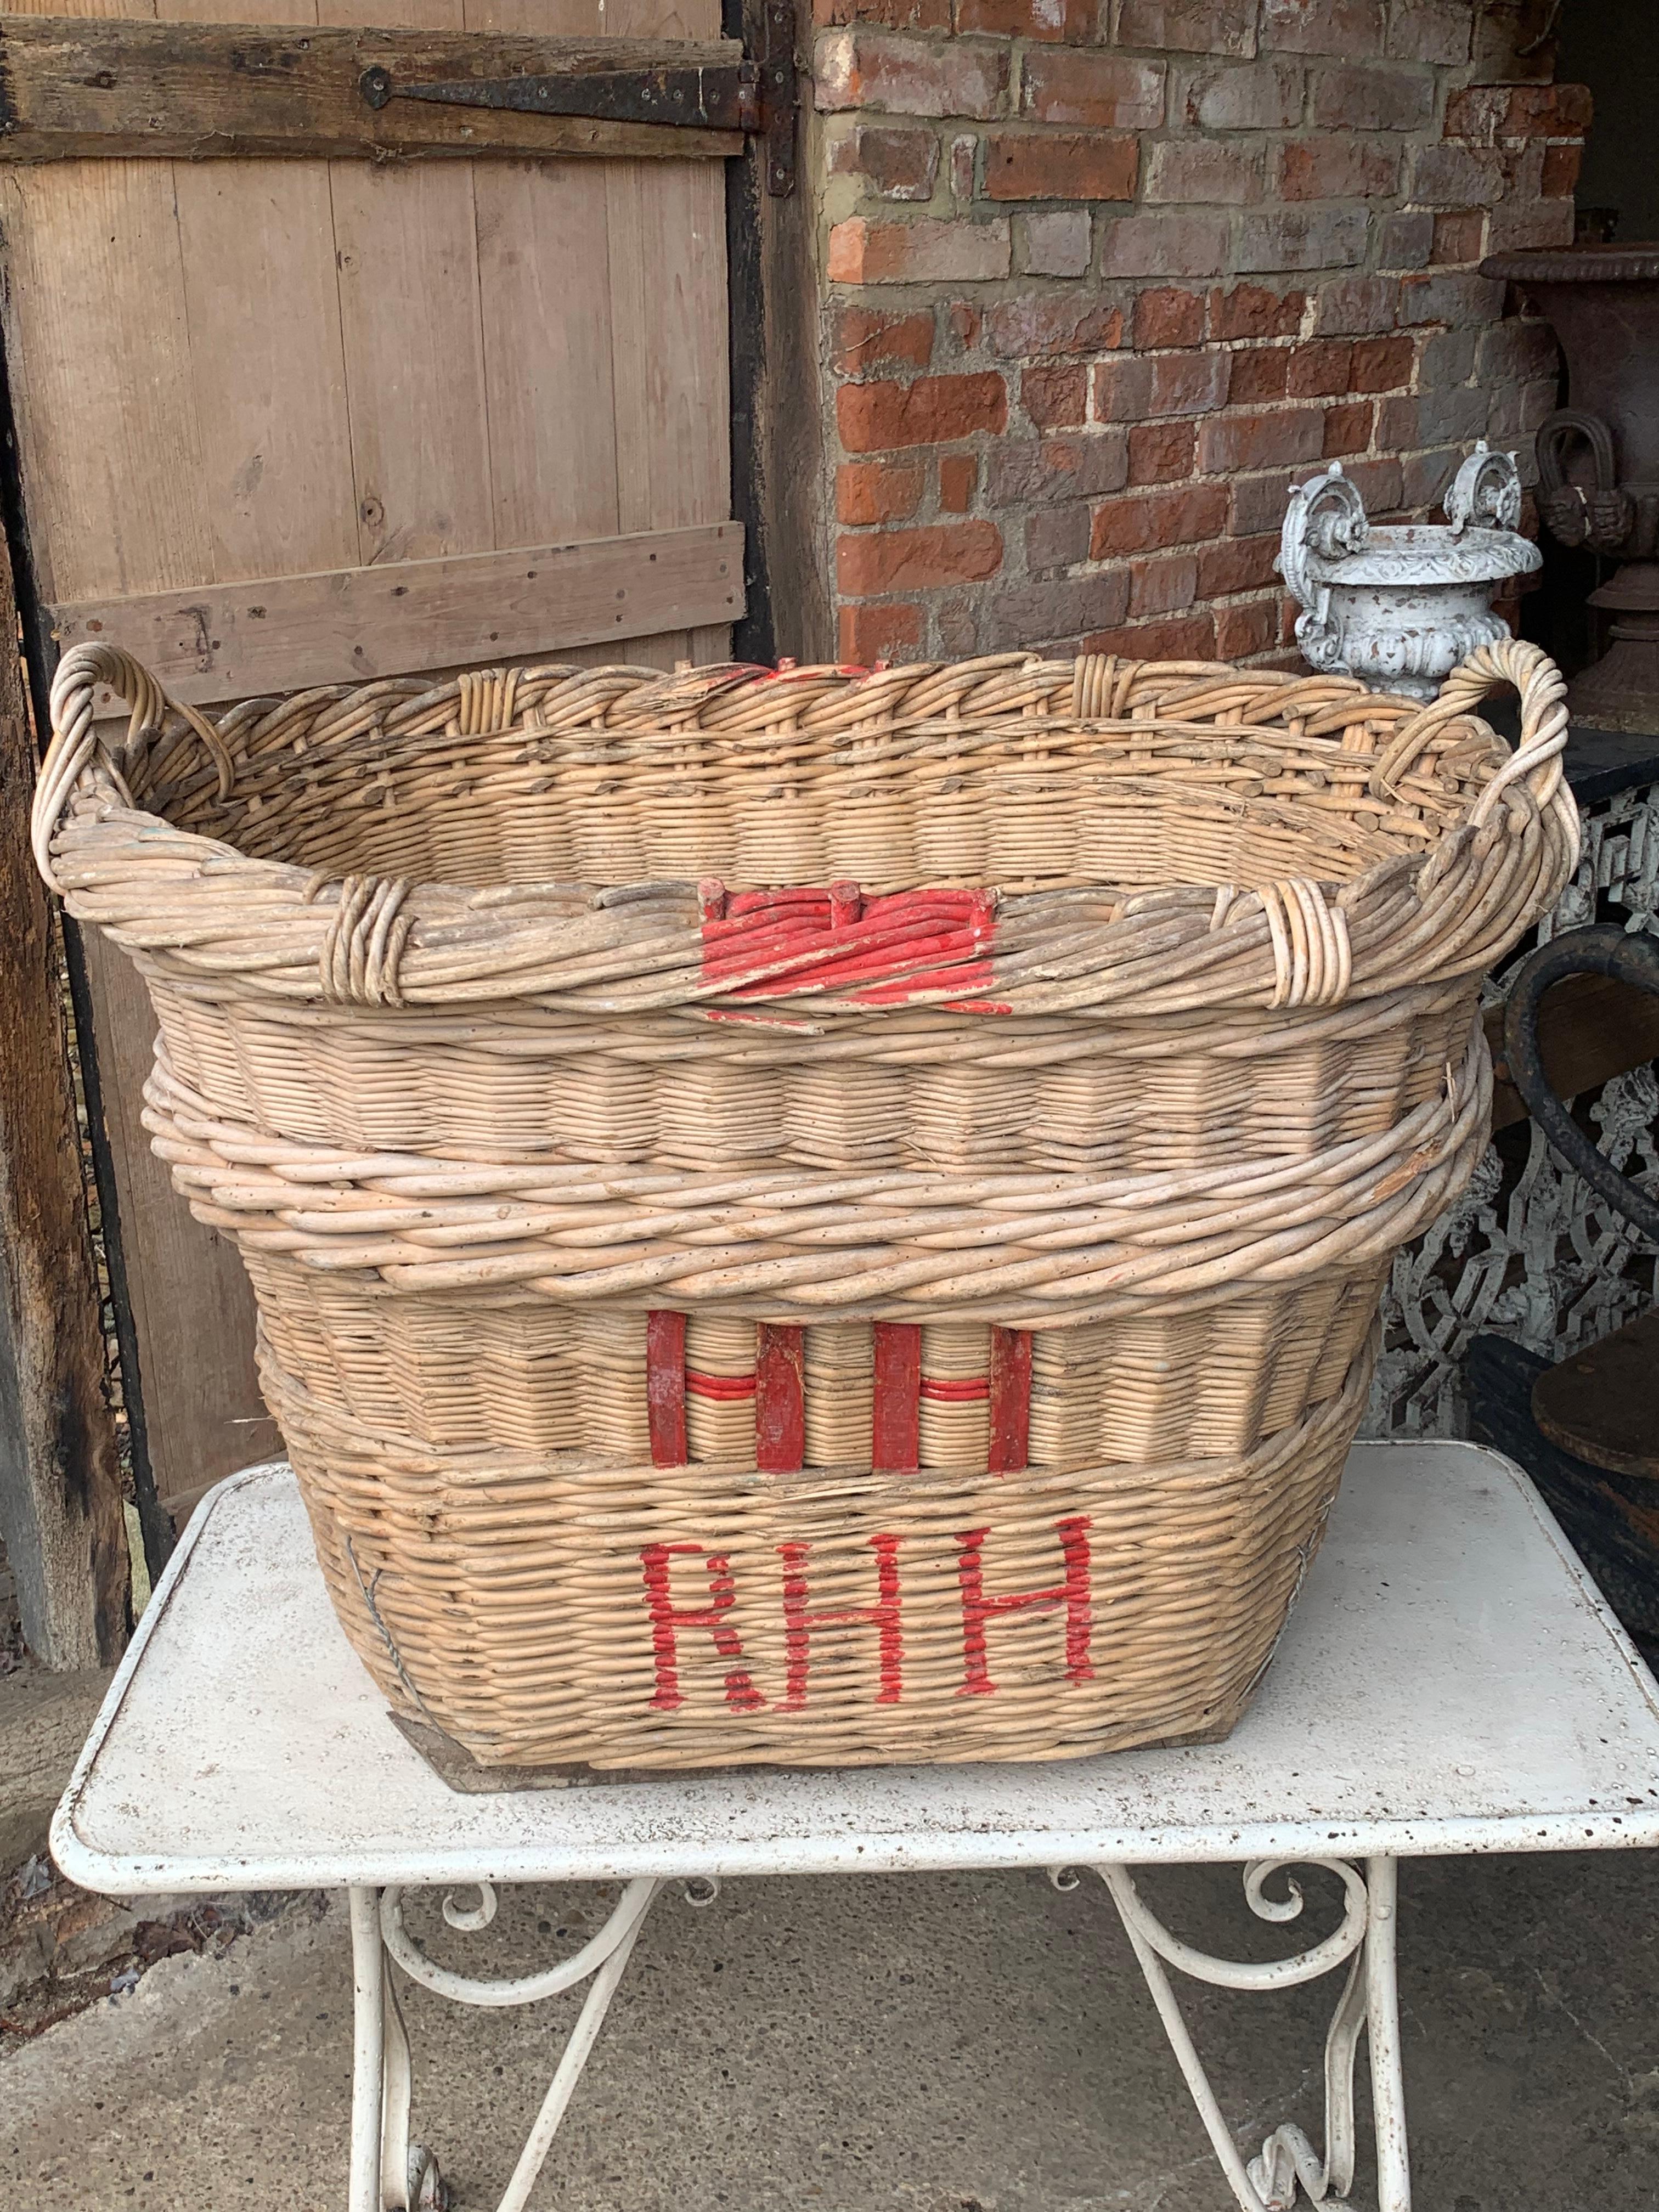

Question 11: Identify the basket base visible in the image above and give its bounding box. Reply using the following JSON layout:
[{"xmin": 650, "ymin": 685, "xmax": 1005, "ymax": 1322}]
[{"xmin": 387, "ymin": 1702, "xmax": 1252, "ymax": 1792}]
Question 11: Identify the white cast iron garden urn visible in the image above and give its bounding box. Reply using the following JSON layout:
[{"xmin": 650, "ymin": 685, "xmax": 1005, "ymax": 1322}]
[{"xmin": 1278, "ymin": 444, "xmax": 1543, "ymax": 699}]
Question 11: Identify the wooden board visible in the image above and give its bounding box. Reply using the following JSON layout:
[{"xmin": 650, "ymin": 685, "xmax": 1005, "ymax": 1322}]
[
  {"xmin": 0, "ymin": 17, "xmax": 746, "ymax": 162},
  {"xmin": 53, "ymin": 522, "xmax": 743, "ymax": 702},
  {"xmin": 1532, "ymin": 1310, "xmax": 1659, "ymax": 1482}
]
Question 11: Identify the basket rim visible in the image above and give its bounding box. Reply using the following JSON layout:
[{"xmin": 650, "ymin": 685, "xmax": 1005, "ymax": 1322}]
[{"xmin": 34, "ymin": 640, "xmax": 1576, "ymax": 1021}]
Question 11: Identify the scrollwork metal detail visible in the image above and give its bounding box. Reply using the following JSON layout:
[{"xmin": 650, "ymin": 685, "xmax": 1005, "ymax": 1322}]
[
  {"xmin": 441, "ymin": 1880, "xmax": 498, "ymax": 1933},
  {"xmin": 1278, "ymin": 464, "xmax": 1370, "ymax": 670},
  {"xmin": 358, "ymin": 1878, "xmax": 667, "ymax": 2212},
  {"xmin": 1444, "ymin": 440, "xmax": 1522, "ymax": 535},
  {"xmin": 379, "ymin": 1875, "xmax": 659, "ymax": 2008},
  {"xmin": 1090, "ymin": 1858, "xmax": 1406, "ymax": 2212},
  {"xmin": 1098, "ymin": 1859, "xmax": 1369, "ymax": 1993}
]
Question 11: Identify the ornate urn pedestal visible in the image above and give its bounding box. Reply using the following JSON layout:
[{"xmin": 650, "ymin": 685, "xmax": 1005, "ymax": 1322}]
[
  {"xmin": 1278, "ymin": 444, "xmax": 1541, "ymax": 699},
  {"xmin": 1483, "ymin": 246, "xmax": 1659, "ymax": 735}
]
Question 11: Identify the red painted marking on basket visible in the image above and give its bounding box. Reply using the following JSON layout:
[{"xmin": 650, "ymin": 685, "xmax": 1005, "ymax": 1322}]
[
  {"xmin": 987, "ymin": 1328, "xmax": 1032, "ymax": 1475},
  {"xmin": 699, "ymin": 886, "xmax": 997, "ymax": 1004},
  {"xmin": 776, "ymin": 1533, "xmax": 904, "ymax": 1710},
  {"xmin": 724, "ymin": 888, "xmax": 831, "ymax": 921},
  {"xmin": 919, "ymin": 1376, "xmax": 990, "ymax": 1403},
  {"xmin": 646, "ymin": 1311, "xmax": 687, "ymax": 1469},
  {"xmin": 754, "ymin": 660, "xmax": 870, "ymax": 684},
  {"xmin": 698, "ymin": 880, "xmax": 727, "ymax": 924},
  {"xmin": 839, "ymin": 960, "xmax": 997, "ymax": 1005},
  {"xmin": 755, "ymin": 1324, "xmax": 806, "ymax": 1472},
  {"xmin": 640, "ymin": 1544, "xmax": 764, "ymax": 1713},
  {"xmin": 686, "ymin": 1370, "xmax": 758, "ymax": 1402},
  {"xmin": 872, "ymin": 1323, "xmax": 921, "ymax": 1473},
  {"xmin": 955, "ymin": 1516, "xmax": 1094, "ymax": 1696}
]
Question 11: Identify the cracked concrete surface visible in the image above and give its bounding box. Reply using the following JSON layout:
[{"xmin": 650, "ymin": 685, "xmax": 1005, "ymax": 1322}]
[{"xmin": 2, "ymin": 1850, "xmax": 1656, "ymax": 2210}]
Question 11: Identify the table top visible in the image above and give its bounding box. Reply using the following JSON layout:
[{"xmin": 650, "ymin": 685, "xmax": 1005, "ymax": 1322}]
[{"xmin": 53, "ymin": 1443, "xmax": 1659, "ymax": 1895}]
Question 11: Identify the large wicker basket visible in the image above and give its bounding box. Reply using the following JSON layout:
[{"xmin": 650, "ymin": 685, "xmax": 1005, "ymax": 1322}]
[{"xmin": 33, "ymin": 637, "xmax": 1575, "ymax": 1770}]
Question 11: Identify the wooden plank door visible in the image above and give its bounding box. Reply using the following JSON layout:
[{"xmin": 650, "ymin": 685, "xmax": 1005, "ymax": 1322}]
[{"xmin": 1, "ymin": 0, "xmax": 740, "ymax": 1540}]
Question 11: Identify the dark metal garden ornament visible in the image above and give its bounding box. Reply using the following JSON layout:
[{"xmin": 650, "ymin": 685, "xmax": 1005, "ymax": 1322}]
[
  {"xmin": 1484, "ymin": 246, "xmax": 1659, "ymax": 733},
  {"xmin": 1502, "ymin": 923, "xmax": 1659, "ymax": 1243}
]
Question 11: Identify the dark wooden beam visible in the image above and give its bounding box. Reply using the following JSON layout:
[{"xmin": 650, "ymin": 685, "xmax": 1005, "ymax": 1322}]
[
  {"xmin": 0, "ymin": 524, "xmax": 131, "ymax": 1669},
  {"xmin": 0, "ymin": 16, "xmax": 746, "ymax": 162}
]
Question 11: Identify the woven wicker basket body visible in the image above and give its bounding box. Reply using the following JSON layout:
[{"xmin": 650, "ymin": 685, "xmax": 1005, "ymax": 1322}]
[{"xmin": 35, "ymin": 640, "xmax": 1576, "ymax": 1769}]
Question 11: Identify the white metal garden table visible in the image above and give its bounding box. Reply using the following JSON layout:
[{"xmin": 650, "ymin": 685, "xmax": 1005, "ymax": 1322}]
[{"xmin": 51, "ymin": 1441, "xmax": 1659, "ymax": 2212}]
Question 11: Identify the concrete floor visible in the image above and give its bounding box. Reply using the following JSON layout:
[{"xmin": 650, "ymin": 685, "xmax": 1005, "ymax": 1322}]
[{"xmin": 2, "ymin": 1848, "xmax": 1657, "ymax": 2211}]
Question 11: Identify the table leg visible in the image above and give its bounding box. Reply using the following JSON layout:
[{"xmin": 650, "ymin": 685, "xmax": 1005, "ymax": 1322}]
[
  {"xmin": 380, "ymin": 1961, "xmax": 412, "ymax": 2208},
  {"xmin": 361, "ymin": 1874, "xmax": 664, "ymax": 2212},
  {"xmin": 1085, "ymin": 1855, "xmax": 1409, "ymax": 2211},
  {"xmin": 1364, "ymin": 1857, "xmax": 1410, "ymax": 2212},
  {"xmin": 348, "ymin": 1887, "xmax": 387, "ymax": 2212}
]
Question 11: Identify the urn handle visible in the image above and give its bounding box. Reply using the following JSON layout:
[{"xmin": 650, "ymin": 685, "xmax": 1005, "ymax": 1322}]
[
  {"xmin": 1444, "ymin": 440, "xmax": 1522, "ymax": 535},
  {"xmin": 1277, "ymin": 462, "xmax": 1369, "ymax": 672},
  {"xmin": 1536, "ymin": 408, "xmax": 1632, "ymax": 554}
]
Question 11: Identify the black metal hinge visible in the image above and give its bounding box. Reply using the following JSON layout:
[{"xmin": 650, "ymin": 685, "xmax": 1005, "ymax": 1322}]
[{"xmin": 359, "ymin": 1, "xmax": 797, "ymax": 193}]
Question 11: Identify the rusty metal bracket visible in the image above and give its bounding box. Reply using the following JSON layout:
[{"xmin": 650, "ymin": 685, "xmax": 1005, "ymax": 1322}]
[
  {"xmin": 358, "ymin": 2, "xmax": 797, "ymax": 191},
  {"xmin": 359, "ymin": 57, "xmax": 748, "ymax": 130},
  {"xmin": 757, "ymin": 0, "xmax": 796, "ymax": 196}
]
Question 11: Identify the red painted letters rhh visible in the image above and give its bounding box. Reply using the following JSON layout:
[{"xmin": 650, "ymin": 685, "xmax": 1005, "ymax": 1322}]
[{"xmin": 640, "ymin": 1519, "xmax": 1094, "ymax": 1712}]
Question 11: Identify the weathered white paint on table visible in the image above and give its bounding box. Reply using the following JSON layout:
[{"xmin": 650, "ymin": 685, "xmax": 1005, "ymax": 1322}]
[{"xmin": 51, "ymin": 1444, "xmax": 1659, "ymax": 2212}]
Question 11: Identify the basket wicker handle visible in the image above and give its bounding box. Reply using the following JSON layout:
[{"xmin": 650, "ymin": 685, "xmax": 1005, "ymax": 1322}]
[
  {"xmin": 1435, "ymin": 635, "xmax": 1571, "ymax": 828},
  {"xmin": 33, "ymin": 641, "xmax": 233, "ymax": 890}
]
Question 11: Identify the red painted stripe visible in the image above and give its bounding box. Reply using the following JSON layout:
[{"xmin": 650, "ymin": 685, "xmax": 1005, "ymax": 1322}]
[
  {"xmin": 755, "ymin": 1324, "xmax": 806, "ymax": 1473},
  {"xmin": 847, "ymin": 959, "xmax": 998, "ymax": 1006},
  {"xmin": 724, "ymin": 889, "xmax": 833, "ymax": 920},
  {"xmin": 640, "ymin": 1542, "xmax": 763, "ymax": 1713},
  {"xmin": 955, "ymin": 1514, "xmax": 1092, "ymax": 1697},
  {"xmin": 646, "ymin": 1311, "xmax": 687, "ymax": 1469},
  {"xmin": 723, "ymin": 930, "xmax": 989, "ymax": 999},
  {"xmin": 920, "ymin": 1376, "xmax": 990, "ymax": 1403},
  {"xmin": 872, "ymin": 1322, "xmax": 921, "ymax": 1474},
  {"xmin": 777, "ymin": 1532, "xmax": 903, "ymax": 1711},
  {"xmin": 987, "ymin": 1327, "xmax": 1032, "ymax": 1475},
  {"xmin": 686, "ymin": 1370, "xmax": 758, "ymax": 1402},
  {"xmin": 698, "ymin": 879, "xmax": 727, "ymax": 924},
  {"xmin": 864, "ymin": 890, "xmax": 992, "ymax": 924},
  {"xmin": 699, "ymin": 885, "xmax": 997, "ymax": 1005},
  {"xmin": 702, "ymin": 911, "xmax": 947, "ymax": 966}
]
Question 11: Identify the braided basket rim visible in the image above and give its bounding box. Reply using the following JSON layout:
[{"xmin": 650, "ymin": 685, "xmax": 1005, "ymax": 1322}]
[{"xmin": 34, "ymin": 641, "xmax": 1578, "ymax": 1018}]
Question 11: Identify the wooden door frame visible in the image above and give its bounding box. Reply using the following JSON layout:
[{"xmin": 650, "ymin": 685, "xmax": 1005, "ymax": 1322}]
[
  {"xmin": 0, "ymin": 331, "xmax": 132, "ymax": 1665},
  {"xmin": 727, "ymin": 0, "xmax": 826, "ymax": 668},
  {"xmin": 0, "ymin": 0, "xmax": 819, "ymax": 1654}
]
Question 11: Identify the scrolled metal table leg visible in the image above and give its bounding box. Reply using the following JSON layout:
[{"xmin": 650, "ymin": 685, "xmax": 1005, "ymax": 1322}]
[
  {"xmin": 1364, "ymin": 1857, "xmax": 1410, "ymax": 2212},
  {"xmin": 379, "ymin": 1961, "xmax": 445, "ymax": 2210},
  {"xmin": 1078, "ymin": 1857, "xmax": 1409, "ymax": 2211},
  {"xmin": 348, "ymin": 1887, "xmax": 388, "ymax": 2212},
  {"xmin": 367, "ymin": 1874, "xmax": 665, "ymax": 2212}
]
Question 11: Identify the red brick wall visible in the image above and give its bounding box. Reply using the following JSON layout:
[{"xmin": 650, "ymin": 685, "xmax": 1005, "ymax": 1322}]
[{"xmin": 811, "ymin": 0, "xmax": 1588, "ymax": 666}]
